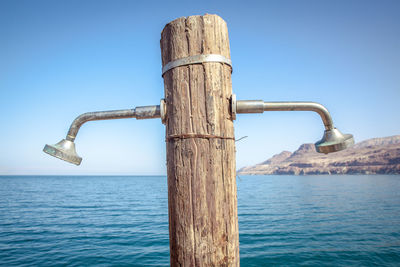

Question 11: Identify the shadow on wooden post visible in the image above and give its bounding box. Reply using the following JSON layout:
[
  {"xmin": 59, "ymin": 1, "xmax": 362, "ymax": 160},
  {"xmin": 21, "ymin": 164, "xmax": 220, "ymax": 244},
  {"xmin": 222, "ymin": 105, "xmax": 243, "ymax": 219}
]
[{"xmin": 161, "ymin": 14, "xmax": 240, "ymax": 266}]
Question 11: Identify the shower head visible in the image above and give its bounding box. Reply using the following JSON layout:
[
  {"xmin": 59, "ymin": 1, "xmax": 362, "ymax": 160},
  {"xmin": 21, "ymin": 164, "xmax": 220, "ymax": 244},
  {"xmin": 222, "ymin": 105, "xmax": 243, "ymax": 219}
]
[
  {"xmin": 315, "ymin": 128, "xmax": 354, "ymax": 154},
  {"xmin": 43, "ymin": 139, "xmax": 82, "ymax": 165}
]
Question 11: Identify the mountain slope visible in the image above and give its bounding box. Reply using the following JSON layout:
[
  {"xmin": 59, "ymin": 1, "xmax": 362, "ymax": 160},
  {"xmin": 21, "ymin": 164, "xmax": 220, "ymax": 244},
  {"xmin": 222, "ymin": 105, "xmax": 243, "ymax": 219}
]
[{"xmin": 238, "ymin": 135, "xmax": 400, "ymax": 175}]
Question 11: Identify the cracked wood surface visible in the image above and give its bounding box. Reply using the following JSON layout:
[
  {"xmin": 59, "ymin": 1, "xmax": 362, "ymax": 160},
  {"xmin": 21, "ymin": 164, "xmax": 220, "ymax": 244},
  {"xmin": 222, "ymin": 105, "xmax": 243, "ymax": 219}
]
[{"xmin": 161, "ymin": 14, "xmax": 239, "ymax": 266}]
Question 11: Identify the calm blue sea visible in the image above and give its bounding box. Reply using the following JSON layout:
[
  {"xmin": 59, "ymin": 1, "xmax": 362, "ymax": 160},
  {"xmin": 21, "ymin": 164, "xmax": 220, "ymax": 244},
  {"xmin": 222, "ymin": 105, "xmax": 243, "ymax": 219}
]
[{"xmin": 0, "ymin": 175, "xmax": 399, "ymax": 266}]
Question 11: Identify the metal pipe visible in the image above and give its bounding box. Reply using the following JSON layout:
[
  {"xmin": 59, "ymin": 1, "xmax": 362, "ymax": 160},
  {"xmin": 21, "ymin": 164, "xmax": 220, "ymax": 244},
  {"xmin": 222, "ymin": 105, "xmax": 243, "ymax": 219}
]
[
  {"xmin": 66, "ymin": 105, "xmax": 160, "ymax": 141},
  {"xmin": 236, "ymin": 100, "xmax": 334, "ymax": 130},
  {"xmin": 236, "ymin": 100, "xmax": 264, "ymax": 113},
  {"xmin": 263, "ymin": 102, "xmax": 334, "ymax": 130}
]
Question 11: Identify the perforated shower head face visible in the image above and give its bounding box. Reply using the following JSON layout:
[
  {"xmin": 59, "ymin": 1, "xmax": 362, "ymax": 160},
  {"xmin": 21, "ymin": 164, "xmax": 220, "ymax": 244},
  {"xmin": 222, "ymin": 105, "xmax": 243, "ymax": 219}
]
[
  {"xmin": 43, "ymin": 139, "xmax": 82, "ymax": 165},
  {"xmin": 315, "ymin": 128, "xmax": 354, "ymax": 154}
]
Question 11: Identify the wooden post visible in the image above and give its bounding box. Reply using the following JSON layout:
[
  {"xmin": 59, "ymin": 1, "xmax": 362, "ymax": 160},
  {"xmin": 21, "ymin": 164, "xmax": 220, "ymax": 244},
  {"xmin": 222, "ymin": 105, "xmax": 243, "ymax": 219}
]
[{"xmin": 161, "ymin": 14, "xmax": 239, "ymax": 266}]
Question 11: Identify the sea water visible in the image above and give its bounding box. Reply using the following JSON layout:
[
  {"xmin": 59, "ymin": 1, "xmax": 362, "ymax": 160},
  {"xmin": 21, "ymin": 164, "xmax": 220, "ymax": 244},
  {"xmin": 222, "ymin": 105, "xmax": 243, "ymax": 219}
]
[{"xmin": 0, "ymin": 175, "xmax": 399, "ymax": 266}]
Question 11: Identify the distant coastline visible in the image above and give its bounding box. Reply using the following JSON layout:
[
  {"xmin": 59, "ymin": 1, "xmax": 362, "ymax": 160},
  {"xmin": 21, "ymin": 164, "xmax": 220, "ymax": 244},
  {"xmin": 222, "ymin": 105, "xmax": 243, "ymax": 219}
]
[{"xmin": 238, "ymin": 135, "xmax": 400, "ymax": 175}]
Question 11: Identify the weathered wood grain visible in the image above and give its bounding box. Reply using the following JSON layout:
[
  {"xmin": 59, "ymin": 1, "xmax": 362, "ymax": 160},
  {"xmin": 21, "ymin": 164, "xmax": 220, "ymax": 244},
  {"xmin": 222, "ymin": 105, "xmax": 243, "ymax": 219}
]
[{"xmin": 161, "ymin": 14, "xmax": 239, "ymax": 266}]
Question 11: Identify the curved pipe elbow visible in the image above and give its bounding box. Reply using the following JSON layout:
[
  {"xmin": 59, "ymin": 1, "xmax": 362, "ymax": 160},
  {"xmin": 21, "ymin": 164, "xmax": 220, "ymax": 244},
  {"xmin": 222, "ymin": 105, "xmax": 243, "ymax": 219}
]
[
  {"xmin": 65, "ymin": 105, "xmax": 162, "ymax": 142},
  {"xmin": 263, "ymin": 102, "xmax": 334, "ymax": 131},
  {"xmin": 236, "ymin": 100, "xmax": 334, "ymax": 131},
  {"xmin": 66, "ymin": 109, "xmax": 136, "ymax": 141},
  {"xmin": 307, "ymin": 102, "xmax": 334, "ymax": 131}
]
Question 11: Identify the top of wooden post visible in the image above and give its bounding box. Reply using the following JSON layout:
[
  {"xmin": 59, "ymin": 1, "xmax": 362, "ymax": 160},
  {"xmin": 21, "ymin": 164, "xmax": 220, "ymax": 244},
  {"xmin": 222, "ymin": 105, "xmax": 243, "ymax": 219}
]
[{"xmin": 160, "ymin": 14, "xmax": 231, "ymax": 68}]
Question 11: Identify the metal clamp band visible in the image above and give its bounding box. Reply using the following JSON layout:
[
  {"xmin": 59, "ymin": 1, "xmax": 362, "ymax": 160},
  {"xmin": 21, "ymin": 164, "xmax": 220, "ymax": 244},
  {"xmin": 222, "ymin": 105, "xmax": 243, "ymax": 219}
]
[
  {"xmin": 162, "ymin": 54, "xmax": 232, "ymax": 76},
  {"xmin": 166, "ymin": 133, "xmax": 235, "ymax": 141}
]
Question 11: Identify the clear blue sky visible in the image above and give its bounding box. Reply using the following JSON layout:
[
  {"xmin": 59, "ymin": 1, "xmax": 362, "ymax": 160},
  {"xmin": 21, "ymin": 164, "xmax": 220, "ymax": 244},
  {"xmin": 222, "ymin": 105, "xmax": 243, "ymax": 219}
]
[{"xmin": 1, "ymin": 0, "xmax": 399, "ymax": 175}]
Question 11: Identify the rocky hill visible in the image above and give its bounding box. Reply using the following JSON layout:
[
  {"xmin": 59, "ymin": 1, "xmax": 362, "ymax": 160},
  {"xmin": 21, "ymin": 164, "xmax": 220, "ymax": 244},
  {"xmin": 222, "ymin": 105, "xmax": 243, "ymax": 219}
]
[{"xmin": 238, "ymin": 135, "xmax": 400, "ymax": 175}]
